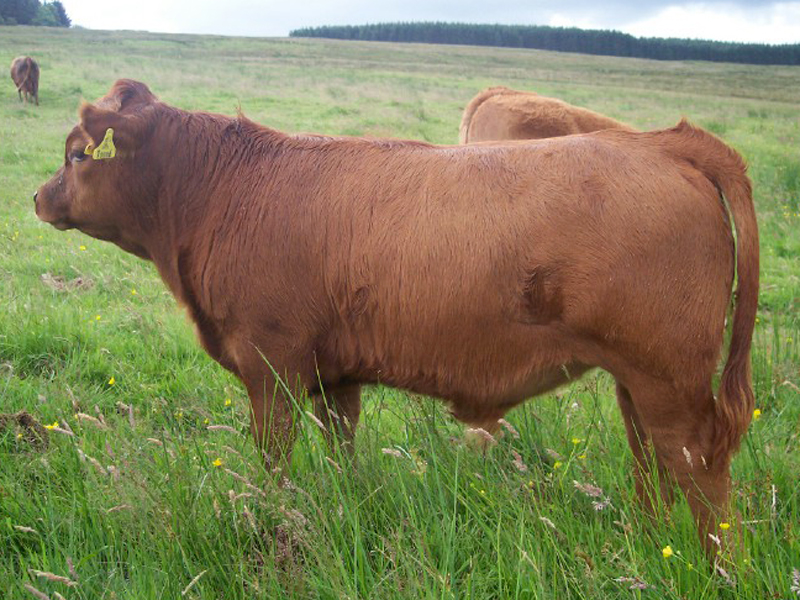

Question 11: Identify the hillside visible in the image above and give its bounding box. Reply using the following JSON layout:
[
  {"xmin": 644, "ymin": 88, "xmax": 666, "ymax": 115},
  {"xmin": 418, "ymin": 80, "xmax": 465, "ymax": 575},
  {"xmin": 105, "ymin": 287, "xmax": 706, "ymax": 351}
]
[{"xmin": 1, "ymin": 26, "xmax": 799, "ymax": 600}]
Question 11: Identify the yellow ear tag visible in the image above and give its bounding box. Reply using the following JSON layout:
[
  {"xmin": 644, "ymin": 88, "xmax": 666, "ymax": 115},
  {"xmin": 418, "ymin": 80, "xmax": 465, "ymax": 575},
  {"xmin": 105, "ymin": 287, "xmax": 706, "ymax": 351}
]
[{"xmin": 85, "ymin": 128, "xmax": 116, "ymax": 160}]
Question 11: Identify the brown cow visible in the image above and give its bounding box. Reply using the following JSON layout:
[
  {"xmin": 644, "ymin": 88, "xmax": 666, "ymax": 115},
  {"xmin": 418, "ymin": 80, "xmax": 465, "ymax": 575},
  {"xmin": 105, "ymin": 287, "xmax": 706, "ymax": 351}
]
[
  {"xmin": 10, "ymin": 56, "xmax": 39, "ymax": 105},
  {"xmin": 460, "ymin": 86, "xmax": 632, "ymax": 143},
  {"xmin": 35, "ymin": 80, "xmax": 758, "ymax": 551}
]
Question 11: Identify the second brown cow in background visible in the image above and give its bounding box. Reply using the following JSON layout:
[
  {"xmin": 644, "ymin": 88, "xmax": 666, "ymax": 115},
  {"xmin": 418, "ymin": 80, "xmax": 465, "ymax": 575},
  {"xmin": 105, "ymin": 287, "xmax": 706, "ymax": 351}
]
[{"xmin": 460, "ymin": 86, "xmax": 631, "ymax": 143}]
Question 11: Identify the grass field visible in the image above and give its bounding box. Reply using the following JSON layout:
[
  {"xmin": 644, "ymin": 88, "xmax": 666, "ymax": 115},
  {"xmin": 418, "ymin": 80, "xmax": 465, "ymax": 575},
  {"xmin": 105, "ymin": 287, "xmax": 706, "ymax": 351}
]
[{"xmin": 1, "ymin": 25, "xmax": 799, "ymax": 599}]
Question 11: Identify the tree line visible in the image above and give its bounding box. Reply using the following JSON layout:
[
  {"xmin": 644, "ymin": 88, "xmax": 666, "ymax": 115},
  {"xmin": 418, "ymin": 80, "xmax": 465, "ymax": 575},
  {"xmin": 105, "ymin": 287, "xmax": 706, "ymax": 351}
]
[
  {"xmin": 0, "ymin": 0, "xmax": 70, "ymax": 27},
  {"xmin": 290, "ymin": 22, "xmax": 800, "ymax": 66}
]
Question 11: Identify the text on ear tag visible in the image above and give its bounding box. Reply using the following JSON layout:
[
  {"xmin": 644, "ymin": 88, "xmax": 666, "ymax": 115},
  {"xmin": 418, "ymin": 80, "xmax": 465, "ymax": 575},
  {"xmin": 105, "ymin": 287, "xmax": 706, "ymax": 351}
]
[{"xmin": 89, "ymin": 128, "xmax": 117, "ymax": 160}]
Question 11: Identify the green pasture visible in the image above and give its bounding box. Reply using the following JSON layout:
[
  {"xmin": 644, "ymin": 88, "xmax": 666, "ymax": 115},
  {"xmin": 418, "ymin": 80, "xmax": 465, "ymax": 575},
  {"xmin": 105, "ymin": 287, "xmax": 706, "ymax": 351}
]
[{"xmin": 1, "ymin": 26, "xmax": 798, "ymax": 599}]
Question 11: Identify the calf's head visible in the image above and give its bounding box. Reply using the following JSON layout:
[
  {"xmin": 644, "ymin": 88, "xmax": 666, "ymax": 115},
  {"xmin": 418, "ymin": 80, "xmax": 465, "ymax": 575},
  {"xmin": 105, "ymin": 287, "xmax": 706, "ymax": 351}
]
[{"xmin": 35, "ymin": 80, "xmax": 159, "ymax": 258}]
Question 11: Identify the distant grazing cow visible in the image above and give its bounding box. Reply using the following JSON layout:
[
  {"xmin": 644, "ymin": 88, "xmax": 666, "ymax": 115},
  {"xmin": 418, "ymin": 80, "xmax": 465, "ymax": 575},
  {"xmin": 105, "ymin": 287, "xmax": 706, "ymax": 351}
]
[
  {"xmin": 10, "ymin": 56, "xmax": 39, "ymax": 105},
  {"xmin": 36, "ymin": 80, "xmax": 758, "ymax": 551},
  {"xmin": 460, "ymin": 86, "xmax": 632, "ymax": 143}
]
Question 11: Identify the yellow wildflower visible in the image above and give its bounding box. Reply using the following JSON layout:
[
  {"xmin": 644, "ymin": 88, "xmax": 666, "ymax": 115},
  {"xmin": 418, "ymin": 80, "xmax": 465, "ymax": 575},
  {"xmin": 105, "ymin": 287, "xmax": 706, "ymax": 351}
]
[
  {"xmin": 44, "ymin": 421, "xmax": 59, "ymax": 430},
  {"xmin": 212, "ymin": 458, "xmax": 222, "ymax": 468},
  {"xmin": 16, "ymin": 432, "xmax": 23, "ymax": 439},
  {"xmin": 95, "ymin": 315, "xmax": 101, "ymax": 321},
  {"xmin": 578, "ymin": 454, "xmax": 587, "ymax": 460},
  {"xmin": 224, "ymin": 398, "xmax": 232, "ymax": 407},
  {"xmin": 571, "ymin": 437, "xmax": 582, "ymax": 445},
  {"xmin": 753, "ymin": 409, "xmax": 761, "ymax": 420},
  {"xmin": 553, "ymin": 461, "xmax": 563, "ymax": 469},
  {"xmin": 108, "ymin": 376, "xmax": 115, "ymax": 386},
  {"xmin": 203, "ymin": 418, "xmax": 209, "ymax": 425},
  {"xmin": 131, "ymin": 288, "xmax": 137, "ymax": 295},
  {"xmin": 79, "ymin": 245, "xmax": 86, "ymax": 251},
  {"xmin": 662, "ymin": 545, "xmax": 673, "ymax": 559},
  {"xmin": 719, "ymin": 522, "xmax": 730, "ymax": 530}
]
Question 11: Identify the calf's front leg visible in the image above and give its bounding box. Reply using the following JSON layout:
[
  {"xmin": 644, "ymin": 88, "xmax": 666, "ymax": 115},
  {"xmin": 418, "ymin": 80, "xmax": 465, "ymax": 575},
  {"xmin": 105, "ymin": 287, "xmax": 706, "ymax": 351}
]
[
  {"xmin": 233, "ymin": 347, "xmax": 311, "ymax": 473},
  {"xmin": 313, "ymin": 384, "xmax": 362, "ymax": 456}
]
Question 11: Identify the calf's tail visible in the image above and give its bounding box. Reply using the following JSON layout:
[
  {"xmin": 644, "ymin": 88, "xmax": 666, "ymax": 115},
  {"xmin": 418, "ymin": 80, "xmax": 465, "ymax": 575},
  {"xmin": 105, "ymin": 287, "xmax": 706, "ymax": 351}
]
[{"xmin": 664, "ymin": 120, "xmax": 759, "ymax": 468}]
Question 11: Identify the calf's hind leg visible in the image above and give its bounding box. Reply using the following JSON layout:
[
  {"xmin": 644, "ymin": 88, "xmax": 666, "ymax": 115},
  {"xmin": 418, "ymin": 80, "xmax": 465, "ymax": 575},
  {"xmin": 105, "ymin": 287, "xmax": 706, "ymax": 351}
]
[
  {"xmin": 626, "ymin": 378, "xmax": 731, "ymax": 553},
  {"xmin": 615, "ymin": 382, "xmax": 674, "ymax": 514}
]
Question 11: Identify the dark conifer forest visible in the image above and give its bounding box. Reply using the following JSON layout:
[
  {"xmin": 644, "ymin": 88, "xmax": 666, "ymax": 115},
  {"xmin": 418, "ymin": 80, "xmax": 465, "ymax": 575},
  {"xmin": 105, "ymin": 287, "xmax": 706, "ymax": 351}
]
[{"xmin": 290, "ymin": 22, "xmax": 800, "ymax": 66}]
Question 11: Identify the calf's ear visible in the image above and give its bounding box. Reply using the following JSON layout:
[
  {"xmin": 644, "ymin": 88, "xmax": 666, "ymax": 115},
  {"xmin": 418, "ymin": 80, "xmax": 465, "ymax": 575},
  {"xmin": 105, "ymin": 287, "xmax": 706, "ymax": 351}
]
[{"xmin": 79, "ymin": 103, "xmax": 149, "ymax": 152}]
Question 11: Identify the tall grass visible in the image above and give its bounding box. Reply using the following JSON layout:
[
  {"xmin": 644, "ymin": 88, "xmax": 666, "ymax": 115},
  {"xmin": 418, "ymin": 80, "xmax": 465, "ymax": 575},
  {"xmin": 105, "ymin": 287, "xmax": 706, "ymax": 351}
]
[{"xmin": 1, "ymin": 26, "xmax": 799, "ymax": 599}]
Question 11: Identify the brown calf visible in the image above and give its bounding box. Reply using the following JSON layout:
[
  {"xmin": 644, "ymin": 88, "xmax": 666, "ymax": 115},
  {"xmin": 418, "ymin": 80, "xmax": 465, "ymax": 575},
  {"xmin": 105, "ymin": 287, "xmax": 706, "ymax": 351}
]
[
  {"xmin": 460, "ymin": 86, "xmax": 632, "ymax": 143},
  {"xmin": 10, "ymin": 56, "xmax": 39, "ymax": 105},
  {"xmin": 35, "ymin": 80, "xmax": 758, "ymax": 550}
]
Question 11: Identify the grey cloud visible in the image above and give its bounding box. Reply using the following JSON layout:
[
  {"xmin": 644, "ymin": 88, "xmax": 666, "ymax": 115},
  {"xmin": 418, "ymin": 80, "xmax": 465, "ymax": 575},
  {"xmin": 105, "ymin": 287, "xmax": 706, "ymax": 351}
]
[
  {"xmin": 269, "ymin": 1, "xmax": 790, "ymax": 36},
  {"xmin": 67, "ymin": 0, "xmax": 797, "ymax": 42}
]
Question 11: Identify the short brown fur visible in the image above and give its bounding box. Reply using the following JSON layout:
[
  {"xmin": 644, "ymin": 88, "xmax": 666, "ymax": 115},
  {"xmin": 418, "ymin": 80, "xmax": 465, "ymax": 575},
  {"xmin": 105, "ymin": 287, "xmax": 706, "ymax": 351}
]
[
  {"xmin": 36, "ymin": 80, "xmax": 758, "ymax": 550},
  {"xmin": 10, "ymin": 56, "xmax": 39, "ymax": 105},
  {"xmin": 460, "ymin": 86, "xmax": 633, "ymax": 144}
]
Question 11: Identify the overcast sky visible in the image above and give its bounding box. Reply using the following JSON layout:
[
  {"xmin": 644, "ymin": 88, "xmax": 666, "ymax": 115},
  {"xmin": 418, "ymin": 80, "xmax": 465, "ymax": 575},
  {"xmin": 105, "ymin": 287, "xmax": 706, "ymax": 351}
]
[{"xmin": 62, "ymin": 1, "xmax": 800, "ymax": 44}]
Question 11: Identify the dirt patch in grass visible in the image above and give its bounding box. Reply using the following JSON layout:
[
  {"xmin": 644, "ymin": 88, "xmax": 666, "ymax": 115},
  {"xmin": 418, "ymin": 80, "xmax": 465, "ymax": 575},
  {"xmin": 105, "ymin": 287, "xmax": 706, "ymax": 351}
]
[{"xmin": 0, "ymin": 411, "xmax": 49, "ymax": 450}]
